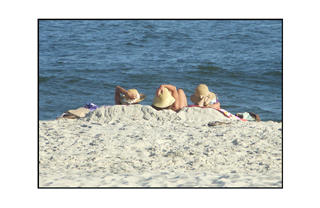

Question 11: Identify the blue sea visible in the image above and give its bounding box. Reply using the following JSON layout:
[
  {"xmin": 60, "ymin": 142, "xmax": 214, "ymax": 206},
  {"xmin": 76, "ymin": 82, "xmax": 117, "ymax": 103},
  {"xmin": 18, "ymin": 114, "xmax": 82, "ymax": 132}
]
[{"xmin": 39, "ymin": 20, "xmax": 282, "ymax": 122}]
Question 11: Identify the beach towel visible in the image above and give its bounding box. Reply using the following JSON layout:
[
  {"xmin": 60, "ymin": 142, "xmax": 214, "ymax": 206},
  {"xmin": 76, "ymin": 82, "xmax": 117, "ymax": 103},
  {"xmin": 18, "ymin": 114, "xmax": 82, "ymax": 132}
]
[
  {"xmin": 187, "ymin": 105, "xmax": 247, "ymax": 121},
  {"xmin": 236, "ymin": 112, "xmax": 260, "ymax": 122}
]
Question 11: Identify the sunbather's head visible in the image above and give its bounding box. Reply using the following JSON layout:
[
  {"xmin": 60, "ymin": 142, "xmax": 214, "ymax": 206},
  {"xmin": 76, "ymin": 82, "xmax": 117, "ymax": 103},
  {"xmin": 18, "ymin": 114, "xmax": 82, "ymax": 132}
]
[
  {"xmin": 191, "ymin": 84, "xmax": 216, "ymax": 106},
  {"xmin": 120, "ymin": 89, "xmax": 146, "ymax": 104},
  {"xmin": 151, "ymin": 88, "xmax": 175, "ymax": 110}
]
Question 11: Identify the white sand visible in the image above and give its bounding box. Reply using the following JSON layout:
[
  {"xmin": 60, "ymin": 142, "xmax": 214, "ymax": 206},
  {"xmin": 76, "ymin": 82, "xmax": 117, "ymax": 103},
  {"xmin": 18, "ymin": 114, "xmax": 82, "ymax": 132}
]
[{"xmin": 39, "ymin": 105, "xmax": 282, "ymax": 187}]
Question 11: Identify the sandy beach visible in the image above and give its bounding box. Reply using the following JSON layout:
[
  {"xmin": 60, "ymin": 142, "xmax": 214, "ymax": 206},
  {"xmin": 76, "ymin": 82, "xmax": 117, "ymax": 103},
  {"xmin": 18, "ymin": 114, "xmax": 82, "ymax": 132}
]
[{"xmin": 39, "ymin": 105, "xmax": 282, "ymax": 187}]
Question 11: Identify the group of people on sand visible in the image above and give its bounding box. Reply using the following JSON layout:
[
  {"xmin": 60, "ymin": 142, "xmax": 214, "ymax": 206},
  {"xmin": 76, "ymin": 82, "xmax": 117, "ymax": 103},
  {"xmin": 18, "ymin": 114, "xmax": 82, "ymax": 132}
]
[
  {"xmin": 59, "ymin": 83, "xmax": 220, "ymax": 120},
  {"xmin": 114, "ymin": 84, "xmax": 260, "ymax": 121},
  {"xmin": 115, "ymin": 84, "xmax": 220, "ymax": 112},
  {"xmin": 60, "ymin": 83, "xmax": 260, "ymax": 121}
]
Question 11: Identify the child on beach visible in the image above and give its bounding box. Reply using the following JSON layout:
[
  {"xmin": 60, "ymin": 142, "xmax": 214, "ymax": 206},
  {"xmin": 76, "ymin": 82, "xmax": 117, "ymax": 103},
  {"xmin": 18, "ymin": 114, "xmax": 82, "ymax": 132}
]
[
  {"xmin": 115, "ymin": 86, "xmax": 146, "ymax": 105},
  {"xmin": 190, "ymin": 84, "xmax": 220, "ymax": 109},
  {"xmin": 151, "ymin": 84, "xmax": 187, "ymax": 111}
]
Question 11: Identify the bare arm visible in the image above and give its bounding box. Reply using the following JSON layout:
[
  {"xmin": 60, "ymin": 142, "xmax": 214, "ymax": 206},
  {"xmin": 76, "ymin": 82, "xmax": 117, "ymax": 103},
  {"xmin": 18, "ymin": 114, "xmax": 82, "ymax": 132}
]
[
  {"xmin": 115, "ymin": 86, "xmax": 137, "ymax": 104},
  {"xmin": 209, "ymin": 102, "xmax": 220, "ymax": 110},
  {"xmin": 156, "ymin": 84, "xmax": 180, "ymax": 111}
]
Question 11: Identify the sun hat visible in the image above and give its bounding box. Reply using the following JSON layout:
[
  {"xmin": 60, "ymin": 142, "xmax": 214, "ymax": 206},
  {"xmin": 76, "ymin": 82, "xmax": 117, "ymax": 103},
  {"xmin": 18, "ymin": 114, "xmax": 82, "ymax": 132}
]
[
  {"xmin": 120, "ymin": 89, "xmax": 146, "ymax": 104},
  {"xmin": 152, "ymin": 88, "xmax": 176, "ymax": 108},
  {"xmin": 190, "ymin": 84, "xmax": 216, "ymax": 106},
  {"xmin": 66, "ymin": 107, "xmax": 90, "ymax": 118}
]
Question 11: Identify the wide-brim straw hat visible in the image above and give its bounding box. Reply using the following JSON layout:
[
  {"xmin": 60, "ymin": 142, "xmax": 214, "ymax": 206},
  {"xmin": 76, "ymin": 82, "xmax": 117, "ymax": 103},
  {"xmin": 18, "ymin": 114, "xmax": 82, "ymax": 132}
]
[
  {"xmin": 190, "ymin": 84, "xmax": 216, "ymax": 104},
  {"xmin": 152, "ymin": 88, "xmax": 175, "ymax": 108},
  {"xmin": 120, "ymin": 89, "xmax": 146, "ymax": 104},
  {"xmin": 66, "ymin": 107, "xmax": 90, "ymax": 118}
]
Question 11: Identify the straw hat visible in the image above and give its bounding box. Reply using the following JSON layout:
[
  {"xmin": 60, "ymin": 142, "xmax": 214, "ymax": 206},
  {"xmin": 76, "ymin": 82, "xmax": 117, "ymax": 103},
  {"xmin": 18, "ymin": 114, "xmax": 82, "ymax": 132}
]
[
  {"xmin": 66, "ymin": 107, "xmax": 90, "ymax": 118},
  {"xmin": 120, "ymin": 89, "xmax": 146, "ymax": 104},
  {"xmin": 190, "ymin": 84, "xmax": 216, "ymax": 105},
  {"xmin": 152, "ymin": 88, "xmax": 175, "ymax": 108}
]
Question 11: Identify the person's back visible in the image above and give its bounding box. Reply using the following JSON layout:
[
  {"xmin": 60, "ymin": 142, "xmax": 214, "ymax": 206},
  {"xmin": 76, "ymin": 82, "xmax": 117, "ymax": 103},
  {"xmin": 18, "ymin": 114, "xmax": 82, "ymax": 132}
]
[{"xmin": 151, "ymin": 84, "xmax": 187, "ymax": 111}]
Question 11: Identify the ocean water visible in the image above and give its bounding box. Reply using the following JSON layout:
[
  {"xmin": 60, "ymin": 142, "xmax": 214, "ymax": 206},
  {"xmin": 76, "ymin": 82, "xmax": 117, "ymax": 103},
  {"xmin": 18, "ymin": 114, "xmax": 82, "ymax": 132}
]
[{"xmin": 39, "ymin": 20, "xmax": 282, "ymax": 122}]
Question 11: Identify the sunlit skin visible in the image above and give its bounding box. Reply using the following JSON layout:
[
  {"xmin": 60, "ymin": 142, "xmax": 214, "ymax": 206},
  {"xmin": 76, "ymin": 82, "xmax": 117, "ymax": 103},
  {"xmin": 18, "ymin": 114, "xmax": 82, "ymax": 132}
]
[
  {"xmin": 209, "ymin": 102, "xmax": 220, "ymax": 109},
  {"xmin": 155, "ymin": 84, "xmax": 187, "ymax": 111},
  {"xmin": 115, "ymin": 86, "xmax": 139, "ymax": 105}
]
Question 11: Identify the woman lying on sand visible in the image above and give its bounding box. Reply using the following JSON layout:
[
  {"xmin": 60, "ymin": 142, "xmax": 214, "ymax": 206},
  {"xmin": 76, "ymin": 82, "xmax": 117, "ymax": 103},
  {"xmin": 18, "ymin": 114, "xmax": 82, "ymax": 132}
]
[
  {"xmin": 190, "ymin": 84, "xmax": 261, "ymax": 121},
  {"xmin": 151, "ymin": 84, "xmax": 187, "ymax": 111},
  {"xmin": 190, "ymin": 84, "xmax": 220, "ymax": 109},
  {"xmin": 115, "ymin": 86, "xmax": 146, "ymax": 105}
]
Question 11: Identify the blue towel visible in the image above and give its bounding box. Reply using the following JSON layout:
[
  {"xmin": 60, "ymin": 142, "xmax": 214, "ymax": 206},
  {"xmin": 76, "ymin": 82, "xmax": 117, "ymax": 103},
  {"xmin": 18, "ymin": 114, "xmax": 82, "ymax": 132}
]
[
  {"xmin": 84, "ymin": 103, "xmax": 99, "ymax": 111},
  {"xmin": 236, "ymin": 112, "xmax": 256, "ymax": 121}
]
